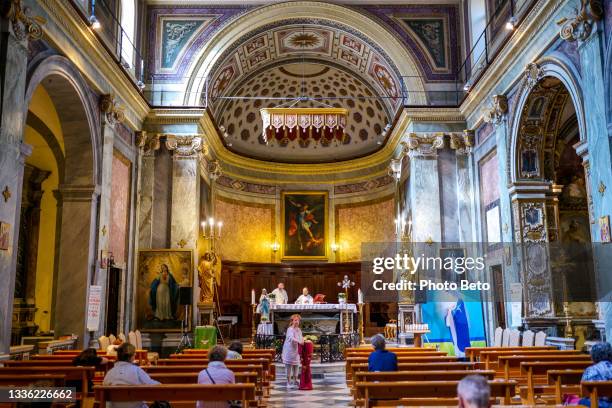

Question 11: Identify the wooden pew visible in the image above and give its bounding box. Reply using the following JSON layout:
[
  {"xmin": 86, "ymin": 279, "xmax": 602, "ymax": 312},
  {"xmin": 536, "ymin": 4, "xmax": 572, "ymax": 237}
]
[
  {"xmin": 354, "ymin": 380, "xmax": 517, "ymax": 407},
  {"xmin": 519, "ymin": 361, "xmax": 593, "ymax": 404},
  {"xmin": 499, "ymin": 354, "xmax": 591, "ymax": 380},
  {"xmin": 548, "ymin": 369, "xmax": 584, "ymax": 404},
  {"xmin": 168, "ymin": 353, "xmax": 276, "ymax": 380},
  {"xmin": 53, "ymin": 350, "xmax": 107, "ymax": 356},
  {"xmin": 581, "ymin": 381, "xmax": 612, "ymax": 408},
  {"xmin": 480, "ymin": 349, "xmax": 581, "ymax": 370},
  {"xmin": 0, "ymin": 374, "xmax": 66, "ymax": 386},
  {"xmin": 346, "ymin": 355, "xmax": 457, "ymax": 381},
  {"xmin": 0, "ymin": 366, "xmax": 95, "ymax": 395},
  {"xmin": 149, "ymin": 371, "xmax": 257, "ymax": 385},
  {"xmin": 465, "ymin": 346, "xmax": 555, "ymax": 362},
  {"xmin": 354, "ymin": 370, "xmax": 495, "ymax": 383},
  {"xmin": 349, "ymin": 362, "xmax": 481, "ymax": 384},
  {"xmin": 143, "ymin": 364, "xmax": 266, "ymax": 397},
  {"xmin": 94, "ymin": 384, "xmax": 256, "ymax": 408},
  {"xmin": 346, "ymin": 351, "xmax": 448, "ymax": 358}
]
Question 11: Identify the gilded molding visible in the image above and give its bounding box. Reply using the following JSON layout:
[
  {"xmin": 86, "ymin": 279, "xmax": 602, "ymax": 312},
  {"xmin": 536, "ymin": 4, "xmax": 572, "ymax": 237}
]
[
  {"xmin": 557, "ymin": 0, "xmax": 603, "ymax": 42},
  {"xmin": 164, "ymin": 134, "xmax": 206, "ymax": 157},
  {"xmin": 483, "ymin": 95, "xmax": 509, "ymax": 125},
  {"xmin": 99, "ymin": 94, "xmax": 126, "ymax": 125},
  {"xmin": 3, "ymin": 0, "xmax": 46, "ymax": 41}
]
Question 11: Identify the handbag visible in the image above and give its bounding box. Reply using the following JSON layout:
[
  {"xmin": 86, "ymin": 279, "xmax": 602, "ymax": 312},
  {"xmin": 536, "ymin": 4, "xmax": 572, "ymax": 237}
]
[{"xmin": 204, "ymin": 369, "xmax": 242, "ymax": 408}]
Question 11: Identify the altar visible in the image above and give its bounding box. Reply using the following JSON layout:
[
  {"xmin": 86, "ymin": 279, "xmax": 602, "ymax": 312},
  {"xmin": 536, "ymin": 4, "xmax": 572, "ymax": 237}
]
[{"xmin": 270, "ymin": 304, "xmax": 357, "ymax": 335}]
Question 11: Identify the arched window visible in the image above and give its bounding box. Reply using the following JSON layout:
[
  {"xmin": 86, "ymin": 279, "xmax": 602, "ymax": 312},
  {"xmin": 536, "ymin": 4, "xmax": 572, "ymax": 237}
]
[
  {"xmin": 120, "ymin": 0, "xmax": 136, "ymax": 69},
  {"xmin": 469, "ymin": 0, "xmax": 486, "ymax": 67}
]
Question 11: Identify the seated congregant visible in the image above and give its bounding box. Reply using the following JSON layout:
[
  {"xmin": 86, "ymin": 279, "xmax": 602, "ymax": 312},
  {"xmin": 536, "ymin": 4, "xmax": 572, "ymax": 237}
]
[
  {"xmin": 69, "ymin": 348, "xmax": 109, "ymax": 396},
  {"xmin": 197, "ymin": 345, "xmax": 236, "ymax": 408},
  {"xmin": 580, "ymin": 342, "xmax": 612, "ymax": 408},
  {"xmin": 227, "ymin": 341, "xmax": 243, "ymax": 359},
  {"xmin": 368, "ymin": 334, "xmax": 397, "ymax": 372},
  {"xmin": 457, "ymin": 375, "xmax": 491, "ymax": 408},
  {"xmin": 295, "ymin": 287, "xmax": 313, "ymax": 304},
  {"xmin": 103, "ymin": 343, "xmax": 160, "ymax": 408},
  {"xmin": 106, "ymin": 338, "xmax": 123, "ymax": 356}
]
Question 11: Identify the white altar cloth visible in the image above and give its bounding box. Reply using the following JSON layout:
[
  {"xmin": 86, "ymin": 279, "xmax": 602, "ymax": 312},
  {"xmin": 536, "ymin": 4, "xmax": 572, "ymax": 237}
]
[{"xmin": 270, "ymin": 303, "xmax": 357, "ymax": 313}]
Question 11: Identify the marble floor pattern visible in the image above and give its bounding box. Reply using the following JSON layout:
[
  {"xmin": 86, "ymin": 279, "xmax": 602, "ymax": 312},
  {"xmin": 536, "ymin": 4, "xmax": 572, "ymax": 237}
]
[{"xmin": 266, "ymin": 373, "xmax": 352, "ymax": 407}]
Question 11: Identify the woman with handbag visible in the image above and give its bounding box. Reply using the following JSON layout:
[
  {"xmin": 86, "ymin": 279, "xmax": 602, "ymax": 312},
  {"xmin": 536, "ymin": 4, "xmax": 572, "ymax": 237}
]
[{"xmin": 197, "ymin": 345, "xmax": 237, "ymax": 408}]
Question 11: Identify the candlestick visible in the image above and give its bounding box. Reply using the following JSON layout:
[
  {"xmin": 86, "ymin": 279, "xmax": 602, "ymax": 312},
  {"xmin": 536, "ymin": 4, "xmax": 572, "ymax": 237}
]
[
  {"xmin": 250, "ymin": 303, "xmax": 257, "ymax": 347},
  {"xmin": 358, "ymin": 289, "xmax": 363, "ymax": 304},
  {"xmin": 251, "ymin": 289, "xmax": 256, "ymax": 305},
  {"xmin": 358, "ymin": 303, "xmax": 365, "ymax": 345}
]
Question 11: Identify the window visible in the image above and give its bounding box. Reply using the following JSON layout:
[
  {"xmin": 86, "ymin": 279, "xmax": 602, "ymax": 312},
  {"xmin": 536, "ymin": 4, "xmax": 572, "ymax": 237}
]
[{"xmin": 120, "ymin": 0, "xmax": 135, "ymax": 68}]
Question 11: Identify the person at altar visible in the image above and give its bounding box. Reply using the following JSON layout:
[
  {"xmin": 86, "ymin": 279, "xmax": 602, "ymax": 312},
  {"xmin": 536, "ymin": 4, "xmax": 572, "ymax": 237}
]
[
  {"xmin": 256, "ymin": 288, "xmax": 270, "ymax": 321},
  {"xmin": 271, "ymin": 282, "xmax": 288, "ymax": 304},
  {"xmin": 295, "ymin": 287, "xmax": 313, "ymax": 304}
]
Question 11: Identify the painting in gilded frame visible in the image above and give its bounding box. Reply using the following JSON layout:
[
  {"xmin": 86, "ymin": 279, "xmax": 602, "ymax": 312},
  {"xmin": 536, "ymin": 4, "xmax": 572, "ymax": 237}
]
[
  {"xmin": 281, "ymin": 191, "xmax": 328, "ymax": 260},
  {"xmin": 137, "ymin": 249, "xmax": 193, "ymax": 331}
]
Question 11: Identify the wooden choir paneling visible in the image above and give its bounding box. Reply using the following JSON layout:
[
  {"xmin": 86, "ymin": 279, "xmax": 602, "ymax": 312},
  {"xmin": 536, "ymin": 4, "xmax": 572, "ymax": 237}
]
[{"xmin": 218, "ymin": 261, "xmax": 361, "ymax": 338}]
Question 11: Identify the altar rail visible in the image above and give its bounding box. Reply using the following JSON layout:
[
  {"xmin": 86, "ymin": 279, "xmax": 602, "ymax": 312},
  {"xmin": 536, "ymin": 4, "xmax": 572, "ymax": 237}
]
[{"xmin": 255, "ymin": 333, "xmax": 359, "ymax": 363}]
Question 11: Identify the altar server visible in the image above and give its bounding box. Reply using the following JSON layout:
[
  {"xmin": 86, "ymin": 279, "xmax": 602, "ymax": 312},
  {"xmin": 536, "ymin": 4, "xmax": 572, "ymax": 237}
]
[
  {"xmin": 295, "ymin": 287, "xmax": 313, "ymax": 305},
  {"xmin": 271, "ymin": 282, "xmax": 288, "ymax": 304}
]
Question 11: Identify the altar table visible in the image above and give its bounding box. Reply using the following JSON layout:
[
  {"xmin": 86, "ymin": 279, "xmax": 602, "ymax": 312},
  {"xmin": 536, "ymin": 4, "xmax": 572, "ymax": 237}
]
[{"xmin": 270, "ymin": 304, "xmax": 356, "ymax": 335}]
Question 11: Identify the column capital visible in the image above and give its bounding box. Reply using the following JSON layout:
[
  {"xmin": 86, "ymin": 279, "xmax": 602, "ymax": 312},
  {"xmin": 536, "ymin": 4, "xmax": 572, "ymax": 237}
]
[
  {"xmin": 99, "ymin": 94, "xmax": 125, "ymax": 126},
  {"xmin": 523, "ymin": 62, "xmax": 545, "ymax": 92},
  {"xmin": 136, "ymin": 131, "xmax": 160, "ymax": 156},
  {"xmin": 402, "ymin": 132, "xmax": 445, "ymax": 157},
  {"xmin": 557, "ymin": 0, "xmax": 603, "ymax": 43},
  {"xmin": 2, "ymin": 0, "xmax": 46, "ymax": 41},
  {"xmin": 163, "ymin": 134, "xmax": 208, "ymax": 158},
  {"xmin": 483, "ymin": 95, "xmax": 509, "ymax": 126},
  {"xmin": 449, "ymin": 130, "xmax": 475, "ymax": 155}
]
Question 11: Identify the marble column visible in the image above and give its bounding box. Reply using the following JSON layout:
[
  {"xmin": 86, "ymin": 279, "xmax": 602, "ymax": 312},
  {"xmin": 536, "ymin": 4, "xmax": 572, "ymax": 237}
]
[
  {"xmin": 0, "ymin": 5, "xmax": 43, "ymax": 352},
  {"xmin": 405, "ymin": 133, "xmax": 444, "ymax": 243},
  {"xmin": 135, "ymin": 132, "xmax": 159, "ymax": 249},
  {"xmin": 53, "ymin": 185, "xmax": 99, "ymax": 347},
  {"xmin": 165, "ymin": 135, "xmax": 203, "ymax": 250},
  {"xmin": 450, "ymin": 131, "xmax": 476, "ymax": 243}
]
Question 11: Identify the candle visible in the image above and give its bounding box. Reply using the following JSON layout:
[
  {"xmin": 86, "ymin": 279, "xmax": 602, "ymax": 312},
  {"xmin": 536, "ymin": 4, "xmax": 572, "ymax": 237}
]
[
  {"xmin": 251, "ymin": 289, "xmax": 255, "ymax": 305},
  {"xmin": 358, "ymin": 289, "xmax": 363, "ymax": 304},
  {"xmin": 217, "ymin": 221, "xmax": 223, "ymax": 237}
]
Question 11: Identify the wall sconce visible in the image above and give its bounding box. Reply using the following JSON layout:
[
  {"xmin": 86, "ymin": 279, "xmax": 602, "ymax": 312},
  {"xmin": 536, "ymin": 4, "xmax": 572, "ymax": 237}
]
[
  {"xmin": 331, "ymin": 242, "xmax": 339, "ymax": 253},
  {"xmin": 395, "ymin": 215, "xmax": 412, "ymax": 242},
  {"xmin": 271, "ymin": 241, "xmax": 280, "ymax": 252}
]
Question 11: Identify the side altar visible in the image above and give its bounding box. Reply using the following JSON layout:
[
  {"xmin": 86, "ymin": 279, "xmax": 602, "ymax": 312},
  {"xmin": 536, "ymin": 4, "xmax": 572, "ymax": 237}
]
[{"xmin": 270, "ymin": 304, "xmax": 356, "ymax": 335}]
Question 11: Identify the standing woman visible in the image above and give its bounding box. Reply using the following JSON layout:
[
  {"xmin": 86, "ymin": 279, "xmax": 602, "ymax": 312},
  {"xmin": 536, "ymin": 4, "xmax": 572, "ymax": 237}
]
[{"xmin": 282, "ymin": 314, "xmax": 304, "ymax": 388}]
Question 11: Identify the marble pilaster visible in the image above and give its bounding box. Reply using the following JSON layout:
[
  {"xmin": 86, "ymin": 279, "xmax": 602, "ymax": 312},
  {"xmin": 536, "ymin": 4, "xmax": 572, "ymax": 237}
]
[
  {"xmin": 0, "ymin": 11, "xmax": 34, "ymax": 352},
  {"xmin": 53, "ymin": 185, "xmax": 99, "ymax": 347},
  {"xmin": 166, "ymin": 135, "xmax": 203, "ymax": 249},
  {"xmin": 135, "ymin": 132, "xmax": 159, "ymax": 249},
  {"xmin": 451, "ymin": 131, "xmax": 476, "ymax": 243}
]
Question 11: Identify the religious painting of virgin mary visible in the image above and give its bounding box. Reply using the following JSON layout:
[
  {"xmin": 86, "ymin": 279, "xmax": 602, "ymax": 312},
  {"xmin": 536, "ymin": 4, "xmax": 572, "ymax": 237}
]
[
  {"xmin": 137, "ymin": 249, "xmax": 193, "ymax": 331},
  {"xmin": 281, "ymin": 191, "xmax": 328, "ymax": 260}
]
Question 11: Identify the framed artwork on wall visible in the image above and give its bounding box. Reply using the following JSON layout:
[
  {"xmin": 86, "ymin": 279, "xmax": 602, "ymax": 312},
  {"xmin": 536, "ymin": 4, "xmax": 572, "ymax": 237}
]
[
  {"xmin": 281, "ymin": 191, "xmax": 328, "ymax": 260},
  {"xmin": 136, "ymin": 249, "xmax": 193, "ymax": 331}
]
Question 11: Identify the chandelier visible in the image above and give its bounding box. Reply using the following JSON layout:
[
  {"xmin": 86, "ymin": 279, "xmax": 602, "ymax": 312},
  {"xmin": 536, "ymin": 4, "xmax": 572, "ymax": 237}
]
[{"xmin": 260, "ymin": 105, "xmax": 348, "ymax": 146}]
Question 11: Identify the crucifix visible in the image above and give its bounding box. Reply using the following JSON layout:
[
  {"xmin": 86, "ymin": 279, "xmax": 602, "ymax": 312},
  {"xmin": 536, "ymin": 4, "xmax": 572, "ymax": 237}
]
[{"xmin": 337, "ymin": 275, "xmax": 355, "ymax": 298}]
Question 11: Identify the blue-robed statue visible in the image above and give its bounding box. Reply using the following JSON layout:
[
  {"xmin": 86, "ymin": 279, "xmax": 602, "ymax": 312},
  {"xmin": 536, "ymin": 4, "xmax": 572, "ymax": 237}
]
[
  {"xmin": 446, "ymin": 298, "xmax": 470, "ymax": 357},
  {"xmin": 149, "ymin": 264, "xmax": 179, "ymax": 320}
]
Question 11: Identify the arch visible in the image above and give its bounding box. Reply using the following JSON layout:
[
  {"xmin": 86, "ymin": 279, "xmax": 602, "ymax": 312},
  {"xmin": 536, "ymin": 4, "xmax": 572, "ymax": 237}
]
[
  {"xmin": 508, "ymin": 58, "xmax": 586, "ymax": 184},
  {"xmin": 183, "ymin": 1, "xmax": 427, "ymax": 106},
  {"xmin": 25, "ymin": 55, "xmax": 101, "ymax": 186},
  {"xmin": 21, "ymin": 55, "xmax": 101, "ymax": 345}
]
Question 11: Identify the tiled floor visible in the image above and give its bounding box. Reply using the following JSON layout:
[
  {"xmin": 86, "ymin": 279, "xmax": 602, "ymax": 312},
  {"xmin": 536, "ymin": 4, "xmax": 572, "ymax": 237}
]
[{"xmin": 266, "ymin": 372, "xmax": 352, "ymax": 407}]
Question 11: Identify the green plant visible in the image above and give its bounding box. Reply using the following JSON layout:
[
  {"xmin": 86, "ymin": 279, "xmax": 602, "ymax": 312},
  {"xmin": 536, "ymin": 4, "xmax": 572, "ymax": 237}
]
[{"xmin": 338, "ymin": 292, "xmax": 347, "ymax": 298}]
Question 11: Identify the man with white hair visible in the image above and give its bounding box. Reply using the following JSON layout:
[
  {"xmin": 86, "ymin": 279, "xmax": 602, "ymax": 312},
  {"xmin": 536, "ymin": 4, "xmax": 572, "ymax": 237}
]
[
  {"xmin": 271, "ymin": 282, "xmax": 288, "ymax": 304},
  {"xmin": 457, "ymin": 375, "xmax": 491, "ymax": 408}
]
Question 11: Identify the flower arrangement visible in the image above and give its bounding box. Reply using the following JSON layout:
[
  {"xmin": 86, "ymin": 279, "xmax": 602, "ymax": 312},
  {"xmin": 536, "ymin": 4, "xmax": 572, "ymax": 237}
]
[
  {"xmin": 303, "ymin": 335, "xmax": 318, "ymax": 343},
  {"xmin": 338, "ymin": 292, "xmax": 347, "ymax": 304}
]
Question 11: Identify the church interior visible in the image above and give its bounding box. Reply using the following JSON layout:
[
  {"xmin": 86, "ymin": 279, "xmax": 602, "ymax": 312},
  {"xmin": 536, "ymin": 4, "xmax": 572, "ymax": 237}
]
[{"xmin": 1, "ymin": 0, "xmax": 612, "ymax": 406}]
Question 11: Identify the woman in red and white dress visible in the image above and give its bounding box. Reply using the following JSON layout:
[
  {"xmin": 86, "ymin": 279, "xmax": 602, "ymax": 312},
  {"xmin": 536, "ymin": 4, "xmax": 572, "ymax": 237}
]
[{"xmin": 281, "ymin": 314, "xmax": 304, "ymax": 388}]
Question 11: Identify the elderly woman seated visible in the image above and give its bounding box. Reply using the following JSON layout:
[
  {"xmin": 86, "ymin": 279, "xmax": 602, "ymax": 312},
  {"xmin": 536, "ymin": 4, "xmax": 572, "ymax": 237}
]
[
  {"xmin": 580, "ymin": 342, "xmax": 612, "ymax": 408},
  {"xmin": 368, "ymin": 334, "xmax": 398, "ymax": 372}
]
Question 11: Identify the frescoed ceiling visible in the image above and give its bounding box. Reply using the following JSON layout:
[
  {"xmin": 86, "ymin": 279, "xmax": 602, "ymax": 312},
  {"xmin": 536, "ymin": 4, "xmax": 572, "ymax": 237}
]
[{"xmin": 215, "ymin": 63, "xmax": 391, "ymax": 163}]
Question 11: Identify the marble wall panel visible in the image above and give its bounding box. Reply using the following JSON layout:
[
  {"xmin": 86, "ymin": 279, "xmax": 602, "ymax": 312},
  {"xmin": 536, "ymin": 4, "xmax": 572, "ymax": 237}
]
[
  {"xmin": 110, "ymin": 152, "xmax": 131, "ymax": 266},
  {"xmin": 479, "ymin": 151, "xmax": 500, "ymax": 207},
  {"xmin": 335, "ymin": 196, "xmax": 395, "ymax": 262},
  {"xmin": 214, "ymin": 196, "xmax": 274, "ymax": 263}
]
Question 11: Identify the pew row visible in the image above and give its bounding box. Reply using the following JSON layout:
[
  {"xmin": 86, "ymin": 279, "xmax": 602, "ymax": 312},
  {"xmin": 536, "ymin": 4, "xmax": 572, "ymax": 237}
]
[{"xmin": 581, "ymin": 381, "xmax": 612, "ymax": 408}]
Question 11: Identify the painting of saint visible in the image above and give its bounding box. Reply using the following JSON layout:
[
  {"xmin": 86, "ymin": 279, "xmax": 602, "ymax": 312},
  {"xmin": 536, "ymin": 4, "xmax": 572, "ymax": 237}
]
[
  {"xmin": 137, "ymin": 249, "xmax": 193, "ymax": 331},
  {"xmin": 282, "ymin": 191, "xmax": 328, "ymax": 259}
]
